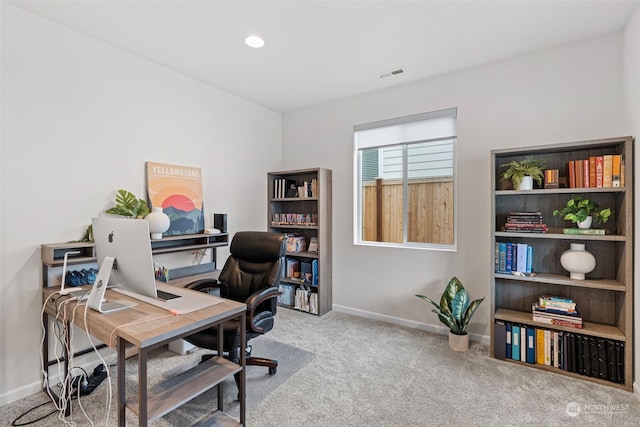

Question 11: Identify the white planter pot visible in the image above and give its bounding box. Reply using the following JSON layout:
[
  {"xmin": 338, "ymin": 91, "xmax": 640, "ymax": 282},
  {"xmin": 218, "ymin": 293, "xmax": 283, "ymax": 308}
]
[
  {"xmin": 560, "ymin": 243, "xmax": 596, "ymax": 280},
  {"xmin": 518, "ymin": 176, "xmax": 533, "ymax": 191},
  {"xmin": 577, "ymin": 216, "xmax": 593, "ymax": 229},
  {"xmin": 449, "ymin": 331, "xmax": 469, "ymax": 352}
]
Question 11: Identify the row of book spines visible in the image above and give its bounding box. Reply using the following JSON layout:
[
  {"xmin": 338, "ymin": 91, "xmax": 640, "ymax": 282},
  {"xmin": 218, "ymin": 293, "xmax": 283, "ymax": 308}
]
[
  {"xmin": 567, "ymin": 154, "xmax": 624, "ymax": 189},
  {"xmin": 495, "ymin": 321, "xmax": 624, "ymax": 384},
  {"xmin": 495, "ymin": 242, "xmax": 532, "ymax": 273},
  {"xmin": 272, "ymin": 178, "xmax": 318, "ymax": 198}
]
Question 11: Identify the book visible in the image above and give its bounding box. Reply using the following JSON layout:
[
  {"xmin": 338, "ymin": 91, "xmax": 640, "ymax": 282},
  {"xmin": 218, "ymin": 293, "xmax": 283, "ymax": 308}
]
[
  {"xmin": 307, "ymin": 237, "xmax": 319, "ymax": 253},
  {"xmin": 533, "ymin": 315, "xmax": 584, "ymax": 329},
  {"xmin": 588, "ymin": 157, "xmax": 596, "ymax": 188},
  {"xmin": 311, "ymin": 259, "xmax": 318, "ymax": 286},
  {"xmin": 505, "ymin": 242, "xmax": 513, "ymax": 272},
  {"xmin": 520, "ymin": 324, "xmax": 527, "ymax": 362},
  {"xmin": 544, "ymin": 330, "xmax": 551, "ymax": 366},
  {"xmin": 506, "ymin": 323, "xmax": 512, "ymax": 359},
  {"xmin": 575, "ymin": 159, "xmax": 583, "ymax": 188},
  {"xmin": 516, "ymin": 243, "xmax": 528, "ymax": 273},
  {"xmin": 527, "ymin": 327, "xmax": 536, "ymax": 364},
  {"xmin": 553, "ymin": 331, "xmax": 559, "ymax": 367},
  {"xmin": 567, "ymin": 160, "xmax": 575, "ymax": 188},
  {"xmin": 536, "ymin": 328, "xmax": 545, "ymax": 364},
  {"xmin": 582, "ymin": 159, "xmax": 589, "ymax": 187},
  {"xmin": 620, "ymin": 156, "xmax": 625, "ymax": 187},
  {"xmin": 494, "ymin": 321, "xmax": 507, "ymax": 360},
  {"xmin": 603, "ymin": 154, "xmax": 613, "ymax": 187},
  {"xmin": 612, "ymin": 154, "xmax": 621, "ymax": 187},
  {"xmin": 526, "ymin": 245, "xmax": 533, "ymax": 273},
  {"xmin": 595, "ymin": 155, "xmax": 604, "ymax": 187},
  {"xmin": 512, "ymin": 325, "xmax": 520, "ymax": 361},
  {"xmin": 562, "ymin": 228, "xmax": 605, "ymax": 235}
]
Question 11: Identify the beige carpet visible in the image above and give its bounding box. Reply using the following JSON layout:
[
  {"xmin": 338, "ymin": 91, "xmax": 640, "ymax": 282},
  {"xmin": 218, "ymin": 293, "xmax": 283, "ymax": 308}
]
[{"xmin": 3, "ymin": 308, "xmax": 640, "ymax": 426}]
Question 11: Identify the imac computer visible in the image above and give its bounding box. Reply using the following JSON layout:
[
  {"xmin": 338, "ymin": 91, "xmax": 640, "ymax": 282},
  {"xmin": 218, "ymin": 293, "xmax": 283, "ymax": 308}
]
[{"xmin": 89, "ymin": 217, "xmax": 223, "ymax": 314}]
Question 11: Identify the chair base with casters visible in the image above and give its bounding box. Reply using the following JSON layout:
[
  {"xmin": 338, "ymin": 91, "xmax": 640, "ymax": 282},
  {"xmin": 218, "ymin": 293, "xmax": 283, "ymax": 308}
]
[{"xmin": 183, "ymin": 231, "xmax": 286, "ymax": 396}]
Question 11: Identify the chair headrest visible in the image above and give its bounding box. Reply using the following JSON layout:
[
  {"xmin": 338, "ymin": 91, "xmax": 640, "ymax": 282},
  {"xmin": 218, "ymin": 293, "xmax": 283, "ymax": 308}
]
[{"xmin": 230, "ymin": 231, "xmax": 286, "ymax": 261}]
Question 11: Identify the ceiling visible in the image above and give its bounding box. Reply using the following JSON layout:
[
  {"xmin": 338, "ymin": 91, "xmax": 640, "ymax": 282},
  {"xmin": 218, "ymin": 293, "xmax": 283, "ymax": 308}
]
[{"xmin": 9, "ymin": 0, "xmax": 640, "ymax": 113}]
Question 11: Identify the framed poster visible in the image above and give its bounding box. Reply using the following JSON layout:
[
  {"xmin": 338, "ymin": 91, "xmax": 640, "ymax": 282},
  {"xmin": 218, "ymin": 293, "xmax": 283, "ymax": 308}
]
[{"xmin": 146, "ymin": 162, "xmax": 205, "ymax": 236}]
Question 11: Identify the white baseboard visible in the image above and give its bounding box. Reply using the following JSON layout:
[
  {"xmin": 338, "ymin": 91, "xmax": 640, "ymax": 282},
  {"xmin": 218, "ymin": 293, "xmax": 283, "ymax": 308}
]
[
  {"xmin": 332, "ymin": 304, "xmax": 490, "ymax": 345},
  {"xmin": 0, "ymin": 381, "xmax": 42, "ymax": 407}
]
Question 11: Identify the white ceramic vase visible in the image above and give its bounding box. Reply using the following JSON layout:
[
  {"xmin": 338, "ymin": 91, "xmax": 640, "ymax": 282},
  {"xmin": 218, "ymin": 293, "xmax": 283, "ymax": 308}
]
[
  {"xmin": 518, "ymin": 176, "xmax": 533, "ymax": 191},
  {"xmin": 146, "ymin": 207, "xmax": 170, "ymax": 240},
  {"xmin": 449, "ymin": 331, "xmax": 469, "ymax": 352},
  {"xmin": 577, "ymin": 215, "xmax": 593, "ymax": 229},
  {"xmin": 560, "ymin": 243, "xmax": 596, "ymax": 280}
]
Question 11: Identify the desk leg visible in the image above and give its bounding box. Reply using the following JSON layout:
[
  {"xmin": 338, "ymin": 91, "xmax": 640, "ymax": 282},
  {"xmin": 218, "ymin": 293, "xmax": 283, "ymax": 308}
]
[
  {"xmin": 239, "ymin": 312, "xmax": 246, "ymax": 425},
  {"xmin": 138, "ymin": 348, "xmax": 148, "ymax": 426},
  {"xmin": 118, "ymin": 337, "xmax": 126, "ymax": 426},
  {"xmin": 217, "ymin": 323, "xmax": 224, "ymax": 411}
]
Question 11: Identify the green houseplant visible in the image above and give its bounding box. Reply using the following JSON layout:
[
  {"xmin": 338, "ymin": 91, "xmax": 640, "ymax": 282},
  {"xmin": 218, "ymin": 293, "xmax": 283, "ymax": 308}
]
[
  {"xmin": 552, "ymin": 195, "xmax": 611, "ymax": 228},
  {"xmin": 415, "ymin": 276, "xmax": 484, "ymax": 351},
  {"xmin": 105, "ymin": 189, "xmax": 151, "ymax": 219},
  {"xmin": 500, "ymin": 157, "xmax": 544, "ymax": 190}
]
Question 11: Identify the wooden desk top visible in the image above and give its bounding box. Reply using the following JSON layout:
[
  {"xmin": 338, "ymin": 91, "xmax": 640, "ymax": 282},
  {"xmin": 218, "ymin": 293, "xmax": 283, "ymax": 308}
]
[{"xmin": 43, "ymin": 287, "xmax": 245, "ymax": 349}]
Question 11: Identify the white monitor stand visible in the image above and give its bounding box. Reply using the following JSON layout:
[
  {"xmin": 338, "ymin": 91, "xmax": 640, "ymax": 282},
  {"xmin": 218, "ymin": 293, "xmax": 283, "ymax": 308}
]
[{"xmin": 87, "ymin": 256, "xmax": 136, "ymax": 313}]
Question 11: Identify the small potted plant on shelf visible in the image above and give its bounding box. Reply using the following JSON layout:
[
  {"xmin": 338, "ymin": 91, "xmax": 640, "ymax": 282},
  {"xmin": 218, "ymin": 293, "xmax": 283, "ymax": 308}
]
[
  {"xmin": 553, "ymin": 195, "xmax": 611, "ymax": 229},
  {"xmin": 106, "ymin": 189, "xmax": 151, "ymax": 218},
  {"xmin": 500, "ymin": 157, "xmax": 544, "ymax": 191},
  {"xmin": 415, "ymin": 276, "xmax": 484, "ymax": 352}
]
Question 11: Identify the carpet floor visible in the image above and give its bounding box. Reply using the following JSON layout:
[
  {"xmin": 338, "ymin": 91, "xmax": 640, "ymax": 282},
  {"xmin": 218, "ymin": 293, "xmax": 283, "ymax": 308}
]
[{"xmin": 2, "ymin": 307, "xmax": 640, "ymax": 426}]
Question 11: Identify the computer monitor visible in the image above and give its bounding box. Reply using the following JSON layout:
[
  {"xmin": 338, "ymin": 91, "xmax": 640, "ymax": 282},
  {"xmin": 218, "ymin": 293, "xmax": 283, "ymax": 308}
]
[{"xmin": 91, "ymin": 217, "xmax": 158, "ymax": 299}]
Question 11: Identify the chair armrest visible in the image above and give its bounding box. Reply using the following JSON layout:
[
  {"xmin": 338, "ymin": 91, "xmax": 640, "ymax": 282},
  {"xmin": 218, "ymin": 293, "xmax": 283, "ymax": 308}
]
[
  {"xmin": 185, "ymin": 278, "xmax": 227, "ymax": 297},
  {"xmin": 245, "ymin": 287, "xmax": 282, "ymax": 334}
]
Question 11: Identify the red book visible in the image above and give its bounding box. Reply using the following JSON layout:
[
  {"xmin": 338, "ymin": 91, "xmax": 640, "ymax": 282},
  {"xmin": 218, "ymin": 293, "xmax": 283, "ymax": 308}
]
[{"xmin": 595, "ymin": 156, "xmax": 604, "ymax": 187}]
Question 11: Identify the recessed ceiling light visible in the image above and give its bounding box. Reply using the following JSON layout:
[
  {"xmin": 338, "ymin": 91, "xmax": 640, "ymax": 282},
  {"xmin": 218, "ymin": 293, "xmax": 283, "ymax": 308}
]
[{"xmin": 245, "ymin": 36, "xmax": 265, "ymax": 48}]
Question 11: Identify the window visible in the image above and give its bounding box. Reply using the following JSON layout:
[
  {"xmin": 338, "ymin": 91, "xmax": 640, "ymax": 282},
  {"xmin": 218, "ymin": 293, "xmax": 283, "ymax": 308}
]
[{"xmin": 354, "ymin": 108, "xmax": 457, "ymax": 249}]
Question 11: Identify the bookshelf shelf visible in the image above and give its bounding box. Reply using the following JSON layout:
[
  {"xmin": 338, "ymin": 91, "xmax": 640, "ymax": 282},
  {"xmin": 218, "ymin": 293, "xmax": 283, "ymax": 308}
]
[
  {"xmin": 491, "ymin": 136, "xmax": 633, "ymax": 391},
  {"xmin": 495, "ymin": 309, "xmax": 625, "ymax": 341},
  {"xmin": 268, "ymin": 168, "xmax": 332, "ymax": 316},
  {"xmin": 494, "ymin": 273, "xmax": 626, "ymax": 292}
]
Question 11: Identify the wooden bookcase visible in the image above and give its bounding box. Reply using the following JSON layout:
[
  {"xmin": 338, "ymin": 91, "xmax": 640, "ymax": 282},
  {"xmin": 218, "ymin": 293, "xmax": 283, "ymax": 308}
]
[
  {"xmin": 490, "ymin": 136, "xmax": 633, "ymax": 391},
  {"xmin": 267, "ymin": 168, "xmax": 332, "ymax": 315}
]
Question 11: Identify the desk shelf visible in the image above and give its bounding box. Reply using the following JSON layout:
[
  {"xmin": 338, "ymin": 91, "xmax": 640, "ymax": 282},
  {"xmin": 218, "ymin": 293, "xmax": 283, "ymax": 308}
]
[{"xmin": 128, "ymin": 356, "xmax": 241, "ymax": 423}]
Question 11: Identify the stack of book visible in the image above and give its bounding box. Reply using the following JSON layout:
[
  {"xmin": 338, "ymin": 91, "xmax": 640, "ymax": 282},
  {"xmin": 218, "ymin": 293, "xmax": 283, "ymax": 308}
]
[
  {"xmin": 503, "ymin": 211, "xmax": 548, "ymax": 233},
  {"xmin": 532, "ymin": 295, "xmax": 582, "ymax": 329}
]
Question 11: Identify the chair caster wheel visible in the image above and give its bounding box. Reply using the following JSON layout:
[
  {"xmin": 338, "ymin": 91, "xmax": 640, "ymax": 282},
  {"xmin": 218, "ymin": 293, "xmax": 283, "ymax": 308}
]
[{"xmin": 269, "ymin": 367, "xmax": 277, "ymax": 375}]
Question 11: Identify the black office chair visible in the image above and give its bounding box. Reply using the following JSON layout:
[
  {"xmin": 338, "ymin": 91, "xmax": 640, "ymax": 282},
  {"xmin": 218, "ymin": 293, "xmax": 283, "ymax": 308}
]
[{"xmin": 184, "ymin": 231, "xmax": 286, "ymax": 382}]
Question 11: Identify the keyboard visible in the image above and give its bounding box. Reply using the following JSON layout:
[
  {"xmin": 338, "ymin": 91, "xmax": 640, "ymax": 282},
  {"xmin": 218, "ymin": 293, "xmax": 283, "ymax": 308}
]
[{"xmin": 156, "ymin": 289, "xmax": 181, "ymax": 301}]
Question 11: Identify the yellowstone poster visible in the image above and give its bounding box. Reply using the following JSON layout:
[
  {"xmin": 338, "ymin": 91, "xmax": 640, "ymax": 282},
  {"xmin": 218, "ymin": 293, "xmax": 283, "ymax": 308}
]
[{"xmin": 146, "ymin": 162, "xmax": 204, "ymax": 236}]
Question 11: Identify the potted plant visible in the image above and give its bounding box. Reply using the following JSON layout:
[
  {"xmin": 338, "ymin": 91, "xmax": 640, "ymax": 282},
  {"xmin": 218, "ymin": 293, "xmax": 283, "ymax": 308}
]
[
  {"xmin": 552, "ymin": 195, "xmax": 611, "ymax": 229},
  {"xmin": 415, "ymin": 276, "xmax": 484, "ymax": 352},
  {"xmin": 500, "ymin": 157, "xmax": 544, "ymax": 191},
  {"xmin": 106, "ymin": 189, "xmax": 151, "ymax": 219}
]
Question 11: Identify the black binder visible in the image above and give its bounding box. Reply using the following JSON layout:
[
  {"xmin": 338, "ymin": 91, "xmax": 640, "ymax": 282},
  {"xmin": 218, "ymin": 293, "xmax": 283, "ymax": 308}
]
[
  {"xmin": 568, "ymin": 333, "xmax": 576, "ymax": 373},
  {"xmin": 575, "ymin": 334, "xmax": 584, "ymax": 375},
  {"xmin": 596, "ymin": 338, "xmax": 607, "ymax": 380},
  {"xmin": 589, "ymin": 336, "xmax": 598, "ymax": 377},
  {"xmin": 582, "ymin": 335, "xmax": 593, "ymax": 377},
  {"xmin": 494, "ymin": 321, "xmax": 507, "ymax": 360},
  {"xmin": 606, "ymin": 340, "xmax": 616, "ymax": 383},
  {"xmin": 615, "ymin": 341, "xmax": 624, "ymax": 384}
]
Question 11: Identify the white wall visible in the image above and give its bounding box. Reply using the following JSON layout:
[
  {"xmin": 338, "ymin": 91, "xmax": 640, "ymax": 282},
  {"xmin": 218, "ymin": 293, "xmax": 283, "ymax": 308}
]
[
  {"xmin": 623, "ymin": 4, "xmax": 640, "ymax": 400},
  {"xmin": 0, "ymin": 5, "xmax": 281, "ymax": 404},
  {"xmin": 282, "ymin": 32, "xmax": 627, "ymax": 338}
]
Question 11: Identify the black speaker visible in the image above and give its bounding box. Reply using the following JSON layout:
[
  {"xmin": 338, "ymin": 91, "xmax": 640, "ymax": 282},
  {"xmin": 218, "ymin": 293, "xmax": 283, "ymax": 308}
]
[{"xmin": 213, "ymin": 213, "xmax": 227, "ymax": 233}]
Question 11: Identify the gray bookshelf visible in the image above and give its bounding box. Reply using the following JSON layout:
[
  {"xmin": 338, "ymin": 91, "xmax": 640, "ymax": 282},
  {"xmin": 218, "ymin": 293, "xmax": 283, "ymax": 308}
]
[
  {"xmin": 268, "ymin": 168, "xmax": 332, "ymax": 315},
  {"xmin": 490, "ymin": 136, "xmax": 633, "ymax": 391}
]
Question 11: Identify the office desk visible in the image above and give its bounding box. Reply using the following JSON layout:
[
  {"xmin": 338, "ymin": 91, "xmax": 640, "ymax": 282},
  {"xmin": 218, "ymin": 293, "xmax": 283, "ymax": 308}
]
[{"xmin": 43, "ymin": 287, "xmax": 246, "ymax": 426}]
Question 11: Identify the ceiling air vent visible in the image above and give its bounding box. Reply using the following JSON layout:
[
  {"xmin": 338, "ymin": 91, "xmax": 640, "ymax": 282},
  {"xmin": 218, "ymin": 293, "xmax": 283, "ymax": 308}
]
[{"xmin": 378, "ymin": 68, "xmax": 405, "ymax": 79}]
